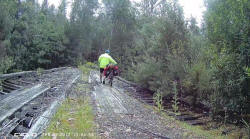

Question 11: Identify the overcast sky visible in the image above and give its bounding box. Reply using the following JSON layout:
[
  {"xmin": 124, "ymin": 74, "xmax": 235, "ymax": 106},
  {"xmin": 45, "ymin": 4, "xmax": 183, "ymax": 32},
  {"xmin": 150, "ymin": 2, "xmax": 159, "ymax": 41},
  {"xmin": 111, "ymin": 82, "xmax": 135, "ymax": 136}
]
[{"xmin": 38, "ymin": 0, "xmax": 206, "ymax": 25}]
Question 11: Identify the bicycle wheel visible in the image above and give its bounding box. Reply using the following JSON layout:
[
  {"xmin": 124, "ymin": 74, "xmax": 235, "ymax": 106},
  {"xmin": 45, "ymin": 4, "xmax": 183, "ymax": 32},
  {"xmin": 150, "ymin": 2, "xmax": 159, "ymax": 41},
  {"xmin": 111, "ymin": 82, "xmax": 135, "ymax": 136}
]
[{"xmin": 109, "ymin": 72, "xmax": 113, "ymax": 87}]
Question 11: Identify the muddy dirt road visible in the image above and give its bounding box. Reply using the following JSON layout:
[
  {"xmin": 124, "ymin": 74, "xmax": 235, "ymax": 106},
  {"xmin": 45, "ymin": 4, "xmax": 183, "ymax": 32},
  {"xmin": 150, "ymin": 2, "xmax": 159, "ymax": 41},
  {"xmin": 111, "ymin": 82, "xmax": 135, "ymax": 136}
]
[{"xmin": 89, "ymin": 71, "xmax": 203, "ymax": 139}]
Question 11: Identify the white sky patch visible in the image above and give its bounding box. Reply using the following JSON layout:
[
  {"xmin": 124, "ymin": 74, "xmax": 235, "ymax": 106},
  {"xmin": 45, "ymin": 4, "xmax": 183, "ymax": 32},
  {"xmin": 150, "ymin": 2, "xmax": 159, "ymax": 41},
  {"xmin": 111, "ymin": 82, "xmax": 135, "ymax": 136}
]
[
  {"xmin": 38, "ymin": 0, "xmax": 72, "ymax": 18},
  {"xmin": 38, "ymin": 0, "xmax": 60, "ymax": 7},
  {"xmin": 38, "ymin": 0, "xmax": 206, "ymax": 25},
  {"xmin": 131, "ymin": 0, "xmax": 206, "ymax": 25},
  {"xmin": 178, "ymin": 0, "xmax": 206, "ymax": 26}
]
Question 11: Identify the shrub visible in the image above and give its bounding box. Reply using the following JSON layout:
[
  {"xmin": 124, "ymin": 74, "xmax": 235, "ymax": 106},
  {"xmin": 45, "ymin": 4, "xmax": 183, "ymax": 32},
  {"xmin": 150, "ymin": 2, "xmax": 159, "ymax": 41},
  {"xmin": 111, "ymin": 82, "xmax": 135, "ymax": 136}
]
[
  {"xmin": 210, "ymin": 51, "xmax": 249, "ymax": 120},
  {"xmin": 132, "ymin": 56, "xmax": 163, "ymax": 91},
  {"xmin": 183, "ymin": 62, "xmax": 214, "ymax": 105},
  {"xmin": 0, "ymin": 56, "xmax": 14, "ymax": 74}
]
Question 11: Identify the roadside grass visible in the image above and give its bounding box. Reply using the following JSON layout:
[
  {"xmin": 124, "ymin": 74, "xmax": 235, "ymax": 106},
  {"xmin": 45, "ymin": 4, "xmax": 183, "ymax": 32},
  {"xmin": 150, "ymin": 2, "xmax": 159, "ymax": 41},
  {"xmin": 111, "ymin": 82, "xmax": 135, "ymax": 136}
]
[
  {"xmin": 41, "ymin": 98, "xmax": 97, "ymax": 139},
  {"xmin": 149, "ymin": 105, "xmax": 248, "ymax": 139},
  {"xmin": 42, "ymin": 63, "xmax": 98, "ymax": 139},
  {"xmin": 78, "ymin": 62, "xmax": 98, "ymax": 81},
  {"xmin": 78, "ymin": 62, "xmax": 98, "ymax": 75}
]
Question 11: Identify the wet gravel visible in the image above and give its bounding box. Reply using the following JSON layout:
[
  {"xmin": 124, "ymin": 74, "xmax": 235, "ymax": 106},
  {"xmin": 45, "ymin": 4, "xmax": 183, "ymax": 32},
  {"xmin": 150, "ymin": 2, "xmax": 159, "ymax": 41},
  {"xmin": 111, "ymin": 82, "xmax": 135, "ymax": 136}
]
[{"xmin": 89, "ymin": 71, "xmax": 204, "ymax": 139}]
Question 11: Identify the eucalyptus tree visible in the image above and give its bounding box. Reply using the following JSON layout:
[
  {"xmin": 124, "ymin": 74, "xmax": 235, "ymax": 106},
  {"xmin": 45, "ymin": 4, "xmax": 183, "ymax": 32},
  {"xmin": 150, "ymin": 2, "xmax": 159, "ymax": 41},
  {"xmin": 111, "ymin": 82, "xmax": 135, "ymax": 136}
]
[
  {"xmin": 102, "ymin": 0, "xmax": 137, "ymax": 71},
  {"xmin": 0, "ymin": 0, "xmax": 16, "ymax": 73},
  {"xmin": 204, "ymin": 0, "xmax": 250, "ymax": 118},
  {"xmin": 65, "ymin": 0, "xmax": 98, "ymax": 64}
]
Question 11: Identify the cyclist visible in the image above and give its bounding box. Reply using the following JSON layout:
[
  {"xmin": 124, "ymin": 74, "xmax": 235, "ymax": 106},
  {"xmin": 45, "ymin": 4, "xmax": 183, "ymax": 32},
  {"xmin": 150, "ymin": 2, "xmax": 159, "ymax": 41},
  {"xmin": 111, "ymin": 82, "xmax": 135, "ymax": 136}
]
[{"xmin": 98, "ymin": 50, "xmax": 117, "ymax": 84}]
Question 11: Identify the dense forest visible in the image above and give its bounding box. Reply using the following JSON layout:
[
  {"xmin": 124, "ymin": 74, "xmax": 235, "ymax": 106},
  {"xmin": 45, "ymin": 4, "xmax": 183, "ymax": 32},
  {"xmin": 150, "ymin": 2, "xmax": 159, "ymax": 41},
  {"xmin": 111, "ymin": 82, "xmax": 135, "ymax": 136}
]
[{"xmin": 0, "ymin": 0, "xmax": 249, "ymax": 123}]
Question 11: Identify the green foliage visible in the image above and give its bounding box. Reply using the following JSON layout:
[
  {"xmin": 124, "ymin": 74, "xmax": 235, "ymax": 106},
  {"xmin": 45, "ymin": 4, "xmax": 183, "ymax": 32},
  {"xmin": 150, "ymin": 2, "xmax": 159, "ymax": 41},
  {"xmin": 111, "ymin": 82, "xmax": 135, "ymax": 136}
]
[
  {"xmin": 0, "ymin": 0, "xmax": 16, "ymax": 73},
  {"xmin": 153, "ymin": 91, "xmax": 163, "ymax": 112},
  {"xmin": 42, "ymin": 98, "xmax": 96, "ymax": 139},
  {"xmin": 0, "ymin": 56, "xmax": 14, "ymax": 74},
  {"xmin": 245, "ymin": 67, "xmax": 250, "ymax": 77},
  {"xmin": 183, "ymin": 62, "xmax": 213, "ymax": 103},
  {"xmin": 128, "ymin": 0, "xmax": 249, "ymax": 123},
  {"xmin": 205, "ymin": 0, "xmax": 250, "ymax": 119},
  {"xmin": 78, "ymin": 62, "xmax": 97, "ymax": 75},
  {"xmin": 0, "ymin": 0, "xmax": 248, "ymax": 125},
  {"xmin": 0, "ymin": 0, "xmax": 69, "ymax": 71},
  {"xmin": 36, "ymin": 67, "xmax": 44, "ymax": 76},
  {"xmin": 64, "ymin": 0, "xmax": 98, "ymax": 65},
  {"xmin": 210, "ymin": 50, "xmax": 247, "ymax": 115},
  {"xmin": 172, "ymin": 81, "xmax": 179, "ymax": 113},
  {"xmin": 130, "ymin": 0, "xmax": 190, "ymax": 96},
  {"xmin": 101, "ymin": 0, "xmax": 136, "ymax": 71},
  {"xmin": 85, "ymin": 62, "xmax": 98, "ymax": 69},
  {"xmin": 132, "ymin": 56, "xmax": 160, "ymax": 87}
]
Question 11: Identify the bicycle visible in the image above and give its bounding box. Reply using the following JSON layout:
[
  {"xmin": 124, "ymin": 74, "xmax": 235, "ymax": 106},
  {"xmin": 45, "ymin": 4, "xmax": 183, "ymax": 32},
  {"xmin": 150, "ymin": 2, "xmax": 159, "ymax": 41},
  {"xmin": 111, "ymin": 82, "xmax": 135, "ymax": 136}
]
[
  {"xmin": 104, "ymin": 65, "xmax": 119, "ymax": 87},
  {"xmin": 107, "ymin": 69, "xmax": 114, "ymax": 87}
]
